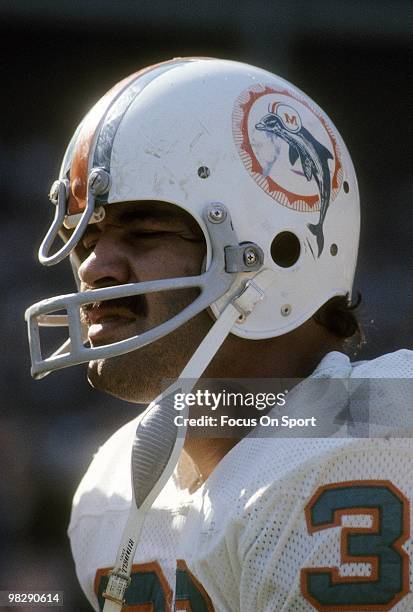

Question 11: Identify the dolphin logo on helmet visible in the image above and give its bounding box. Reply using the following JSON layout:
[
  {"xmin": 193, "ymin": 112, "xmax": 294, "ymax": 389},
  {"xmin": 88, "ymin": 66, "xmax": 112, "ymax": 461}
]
[{"xmin": 256, "ymin": 103, "xmax": 334, "ymax": 256}]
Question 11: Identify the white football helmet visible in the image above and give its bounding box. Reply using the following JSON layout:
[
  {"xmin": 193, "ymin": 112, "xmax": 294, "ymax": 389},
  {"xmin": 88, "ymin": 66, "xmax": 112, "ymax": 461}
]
[{"xmin": 26, "ymin": 57, "xmax": 359, "ymax": 379}]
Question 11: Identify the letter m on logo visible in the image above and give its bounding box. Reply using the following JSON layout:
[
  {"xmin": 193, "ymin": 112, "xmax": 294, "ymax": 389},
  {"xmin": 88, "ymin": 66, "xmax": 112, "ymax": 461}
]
[{"xmin": 284, "ymin": 113, "xmax": 298, "ymax": 126}]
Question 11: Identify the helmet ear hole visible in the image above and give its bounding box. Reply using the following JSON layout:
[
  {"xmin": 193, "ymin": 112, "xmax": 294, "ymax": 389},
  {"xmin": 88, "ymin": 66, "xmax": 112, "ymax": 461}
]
[{"xmin": 271, "ymin": 232, "xmax": 301, "ymax": 268}]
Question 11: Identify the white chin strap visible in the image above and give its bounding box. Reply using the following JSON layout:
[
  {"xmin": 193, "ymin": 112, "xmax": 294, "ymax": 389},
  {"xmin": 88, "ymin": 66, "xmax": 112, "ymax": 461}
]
[{"xmin": 102, "ymin": 271, "xmax": 272, "ymax": 611}]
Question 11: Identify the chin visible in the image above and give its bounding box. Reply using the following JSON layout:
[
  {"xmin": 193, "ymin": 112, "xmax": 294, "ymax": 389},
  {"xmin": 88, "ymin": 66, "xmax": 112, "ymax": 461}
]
[
  {"xmin": 86, "ymin": 349, "xmax": 178, "ymax": 404},
  {"xmin": 86, "ymin": 356, "xmax": 148, "ymax": 403},
  {"xmin": 85, "ymin": 317, "xmax": 210, "ymax": 403}
]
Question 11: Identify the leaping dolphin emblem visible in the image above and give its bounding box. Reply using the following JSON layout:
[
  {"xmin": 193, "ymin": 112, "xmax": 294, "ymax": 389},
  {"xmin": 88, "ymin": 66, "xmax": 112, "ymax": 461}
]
[{"xmin": 255, "ymin": 106, "xmax": 333, "ymax": 256}]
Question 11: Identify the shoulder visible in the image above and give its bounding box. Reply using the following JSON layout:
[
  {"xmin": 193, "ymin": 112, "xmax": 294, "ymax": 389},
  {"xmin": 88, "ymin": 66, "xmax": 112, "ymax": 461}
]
[
  {"xmin": 349, "ymin": 350, "xmax": 413, "ymax": 435},
  {"xmin": 69, "ymin": 414, "xmax": 142, "ymax": 531},
  {"xmin": 209, "ymin": 349, "xmax": 413, "ymax": 516},
  {"xmin": 67, "ymin": 414, "xmax": 143, "ymax": 610},
  {"xmin": 351, "ymin": 348, "xmax": 413, "ymax": 377}
]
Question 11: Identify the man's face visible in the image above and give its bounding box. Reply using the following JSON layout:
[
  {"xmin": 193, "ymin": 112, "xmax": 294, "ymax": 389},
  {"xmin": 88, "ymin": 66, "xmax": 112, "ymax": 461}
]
[{"xmin": 76, "ymin": 201, "xmax": 209, "ymax": 403}]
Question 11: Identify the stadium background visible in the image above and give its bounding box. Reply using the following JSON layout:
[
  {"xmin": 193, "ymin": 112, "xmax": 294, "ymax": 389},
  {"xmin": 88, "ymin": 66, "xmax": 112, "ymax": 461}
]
[{"xmin": 1, "ymin": 1, "xmax": 412, "ymax": 609}]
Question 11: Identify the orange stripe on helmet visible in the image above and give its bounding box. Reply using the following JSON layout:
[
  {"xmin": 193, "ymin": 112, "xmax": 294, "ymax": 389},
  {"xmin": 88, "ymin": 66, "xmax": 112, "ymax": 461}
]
[
  {"xmin": 68, "ymin": 71, "xmax": 139, "ymax": 214},
  {"xmin": 67, "ymin": 59, "xmax": 193, "ymax": 215}
]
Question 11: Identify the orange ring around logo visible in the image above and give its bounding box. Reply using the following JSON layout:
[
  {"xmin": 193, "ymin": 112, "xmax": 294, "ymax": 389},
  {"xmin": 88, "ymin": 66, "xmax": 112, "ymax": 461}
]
[{"xmin": 232, "ymin": 84, "xmax": 343, "ymax": 212}]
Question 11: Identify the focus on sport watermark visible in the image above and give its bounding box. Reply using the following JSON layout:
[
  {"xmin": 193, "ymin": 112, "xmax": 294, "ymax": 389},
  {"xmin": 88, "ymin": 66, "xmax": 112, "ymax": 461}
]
[{"xmin": 161, "ymin": 377, "xmax": 413, "ymax": 439}]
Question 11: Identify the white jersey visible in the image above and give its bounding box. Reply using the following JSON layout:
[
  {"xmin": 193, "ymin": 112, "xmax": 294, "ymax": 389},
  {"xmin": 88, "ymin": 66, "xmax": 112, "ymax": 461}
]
[{"xmin": 69, "ymin": 350, "xmax": 413, "ymax": 611}]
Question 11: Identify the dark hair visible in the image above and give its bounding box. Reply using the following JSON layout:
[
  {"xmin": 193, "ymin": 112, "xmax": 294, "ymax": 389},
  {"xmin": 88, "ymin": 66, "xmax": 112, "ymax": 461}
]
[{"xmin": 313, "ymin": 293, "xmax": 364, "ymax": 349}]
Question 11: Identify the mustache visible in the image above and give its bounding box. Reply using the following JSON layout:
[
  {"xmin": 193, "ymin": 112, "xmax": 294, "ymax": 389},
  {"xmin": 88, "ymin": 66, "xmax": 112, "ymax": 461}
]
[{"xmin": 81, "ymin": 294, "xmax": 148, "ymax": 322}]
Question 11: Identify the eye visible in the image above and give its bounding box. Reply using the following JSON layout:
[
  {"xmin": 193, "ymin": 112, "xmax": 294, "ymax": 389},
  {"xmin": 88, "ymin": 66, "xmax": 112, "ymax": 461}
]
[
  {"xmin": 130, "ymin": 230, "xmax": 171, "ymax": 239},
  {"xmin": 130, "ymin": 229, "xmax": 203, "ymax": 243}
]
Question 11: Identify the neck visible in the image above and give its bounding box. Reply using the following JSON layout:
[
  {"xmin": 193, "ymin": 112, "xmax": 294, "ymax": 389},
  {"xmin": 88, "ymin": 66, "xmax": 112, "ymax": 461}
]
[
  {"xmin": 178, "ymin": 320, "xmax": 342, "ymax": 490},
  {"xmin": 182, "ymin": 437, "xmax": 238, "ymax": 491}
]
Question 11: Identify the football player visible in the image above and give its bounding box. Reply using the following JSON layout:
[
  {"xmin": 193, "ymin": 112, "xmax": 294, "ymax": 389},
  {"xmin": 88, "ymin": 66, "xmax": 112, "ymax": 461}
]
[{"xmin": 26, "ymin": 58, "xmax": 413, "ymax": 611}]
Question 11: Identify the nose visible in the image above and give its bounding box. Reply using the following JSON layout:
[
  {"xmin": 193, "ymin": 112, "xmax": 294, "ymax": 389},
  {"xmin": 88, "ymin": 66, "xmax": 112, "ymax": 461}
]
[{"xmin": 78, "ymin": 232, "xmax": 130, "ymax": 288}]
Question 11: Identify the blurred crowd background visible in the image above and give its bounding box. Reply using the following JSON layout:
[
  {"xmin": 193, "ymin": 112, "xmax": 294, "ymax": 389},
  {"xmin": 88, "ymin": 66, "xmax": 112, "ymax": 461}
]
[{"xmin": 1, "ymin": 1, "xmax": 412, "ymax": 609}]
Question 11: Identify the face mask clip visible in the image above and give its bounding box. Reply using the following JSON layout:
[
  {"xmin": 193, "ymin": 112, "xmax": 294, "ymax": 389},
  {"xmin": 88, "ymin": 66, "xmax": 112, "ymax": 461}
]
[{"xmin": 38, "ymin": 168, "xmax": 110, "ymax": 266}]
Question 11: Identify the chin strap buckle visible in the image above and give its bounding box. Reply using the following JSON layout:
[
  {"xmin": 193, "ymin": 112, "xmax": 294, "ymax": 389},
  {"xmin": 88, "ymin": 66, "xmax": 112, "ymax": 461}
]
[
  {"xmin": 231, "ymin": 268, "xmax": 277, "ymax": 322},
  {"xmin": 232, "ymin": 278, "xmax": 266, "ymax": 319}
]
